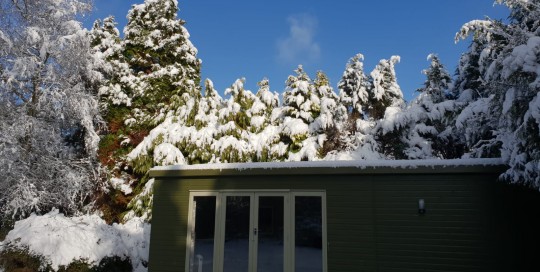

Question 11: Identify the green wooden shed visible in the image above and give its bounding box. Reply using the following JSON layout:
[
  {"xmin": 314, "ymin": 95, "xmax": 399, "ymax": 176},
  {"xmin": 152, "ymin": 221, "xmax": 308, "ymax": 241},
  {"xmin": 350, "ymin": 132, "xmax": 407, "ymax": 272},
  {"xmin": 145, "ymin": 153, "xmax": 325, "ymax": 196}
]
[{"xmin": 148, "ymin": 159, "xmax": 540, "ymax": 272}]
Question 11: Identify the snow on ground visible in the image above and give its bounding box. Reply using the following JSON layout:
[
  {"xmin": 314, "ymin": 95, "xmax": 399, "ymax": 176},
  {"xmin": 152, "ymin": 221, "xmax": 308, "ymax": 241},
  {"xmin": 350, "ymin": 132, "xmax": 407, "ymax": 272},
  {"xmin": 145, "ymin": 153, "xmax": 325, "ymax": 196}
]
[{"xmin": 1, "ymin": 209, "xmax": 150, "ymax": 271}]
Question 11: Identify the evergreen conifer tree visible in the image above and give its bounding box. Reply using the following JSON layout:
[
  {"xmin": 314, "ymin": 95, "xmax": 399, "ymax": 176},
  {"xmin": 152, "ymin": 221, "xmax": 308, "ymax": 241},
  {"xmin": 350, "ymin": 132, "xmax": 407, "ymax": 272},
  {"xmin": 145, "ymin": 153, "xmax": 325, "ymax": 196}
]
[
  {"xmin": 189, "ymin": 79, "xmax": 222, "ymax": 164},
  {"xmin": 213, "ymin": 78, "xmax": 254, "ymax": 162},
  {"xmin": 123, "ymin": 0, "xmax": 201, "ymax": 126},
  {"xmin": 281, "ymin": 66, "xmax": 320, "ymax": 159},
  {"xmin": 338, "ymin": 53, "xmax": 370, "ymax": 119},
  {"xmin": 328, "ymin": 54, "xmax": 372, "ymax": 155},
  {"xmin": 369, "ymin": 56, "xmax": 407, "ymax": 158},
  {"xmin": 312, "ymin": 71, "xmax": 344, "ymax": 156},
  {"xmin": 404, "ymin": 54, "xmax": 458, "ymax": 159},
  {"xmin": 249, "ymin": 78, "xmax": 279, "ymax": 133},
  {"xmin": 92, "ymin": 0, "xmax": 203, "ymax": 221},
  {"xmin": 455, "ymin": 0, "xmax": 540, "ymax": 186},
  {"xmin": 368, "ymin": 56, "xmax": 404, "ymax": 120},
  {"xmin": 249, "ymin": 78, "xmax": 284, "ymax": 161},
  {"xmin": 452, "ymin": 19, "xmax": 505, "ymax": 158}
]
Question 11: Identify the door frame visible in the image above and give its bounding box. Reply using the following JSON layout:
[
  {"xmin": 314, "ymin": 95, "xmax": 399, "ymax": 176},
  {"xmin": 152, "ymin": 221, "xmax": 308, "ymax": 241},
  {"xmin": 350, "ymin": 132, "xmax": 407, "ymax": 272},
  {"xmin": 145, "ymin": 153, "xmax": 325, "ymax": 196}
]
[{"xmin": 185, "ymin": 190, "xmax": 327, "ymax": 272}]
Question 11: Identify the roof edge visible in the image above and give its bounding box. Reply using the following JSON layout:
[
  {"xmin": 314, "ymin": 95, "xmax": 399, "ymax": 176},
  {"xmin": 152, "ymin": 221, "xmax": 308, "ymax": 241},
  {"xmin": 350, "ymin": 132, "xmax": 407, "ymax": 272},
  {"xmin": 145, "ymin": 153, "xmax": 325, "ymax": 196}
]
[{"xmin": 149, "ymin": 158, "xmax": 507, "ymax": 178}]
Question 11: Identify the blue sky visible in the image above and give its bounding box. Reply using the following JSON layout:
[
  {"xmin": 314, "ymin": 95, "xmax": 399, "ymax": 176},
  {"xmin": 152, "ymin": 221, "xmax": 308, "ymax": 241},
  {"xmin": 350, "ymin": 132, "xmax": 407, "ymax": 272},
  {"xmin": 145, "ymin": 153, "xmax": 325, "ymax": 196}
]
[{"xmin": 82, "ymin": 0, "xmax": 509, "ymax": 101}]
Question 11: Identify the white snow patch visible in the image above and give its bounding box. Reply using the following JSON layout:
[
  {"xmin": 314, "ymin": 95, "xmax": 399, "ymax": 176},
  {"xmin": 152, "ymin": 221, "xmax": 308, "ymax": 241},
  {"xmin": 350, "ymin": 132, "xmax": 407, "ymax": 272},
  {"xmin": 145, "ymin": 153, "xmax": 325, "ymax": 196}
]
[
  {"xmin": 2, "ymin": 210, "xmax": 150, "ymax": 271},
  {"xmin": 281, "ymin": 117, "xmax": 309, "ymax": 138},
  {"xmin": 502, "ymin": 88, "xmax": 515, "ymax": 114},
  {"xmin": 153, "ymin": 142, "xmax": 185, "ymax": 165},
  {"xmin": 110, "ymin": 177, "xmax": 133, "ymax": 195}
]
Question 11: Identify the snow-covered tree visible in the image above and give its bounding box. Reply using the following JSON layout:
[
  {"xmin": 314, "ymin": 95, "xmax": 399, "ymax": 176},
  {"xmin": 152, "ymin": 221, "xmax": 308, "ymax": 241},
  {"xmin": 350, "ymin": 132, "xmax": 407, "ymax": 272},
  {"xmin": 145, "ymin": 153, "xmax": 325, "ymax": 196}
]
[
  {"xmin": 369, "ymin": 56, "xmax": 407, "ymax": 158},
  {"xmin": 324, "ymin": 54, "xmax": 371, "ymax": 155},
  {"xmin": 418, "ymin": 54, "xmax": 451, "ymax": 104},
  {"xmin": 404, "ymin": 54, "xmax": 458, "ymax": 159},
  {"xmin": 249, "ymin": 78, "xmax": 279, "ymax": 133},
  {"xmin": 281, "ymin": 66, "xmax": 321, "ymax": 160},
  {"xmin": 97, "ymin": 0, "xmax": 202, "ymax": 172},
  {"xmin": 213, "ymin": 78, "xmax": 254, "ymax": 163},
  {"xmin": 90, "ymin": 16, "xmax": 136, "ymax": 171},
  {"xmin": 312, "ymin": 71, "xmax": 339, "ymax": 132},
  {"xmin": 455, "ymin": 0, "xmax": 540, "ymax": 187},
  {"xmin": 452, "ymin": 25, "xmax": 501, "ymax": 158},
  {"xmin": 123, "ymin": 0, "xmax": 201, "ymax": 126},
  {"xmin": 312, "ymin": 71, "xmax": 345, "ymax": 156},
  {"xmin": 91, "ymin": 16, "xmax": 131, "ymax": 109},
  {"xmin": 368, "ymin": 56, "xmax": 405, "ymax": 120},
  {"xmin": 187, "ymin": 79, "xmax": 222, "ymax": 164},
  {"xmin": 0, "ymin": 0, "xmax": 101, "ymax": 220},
  {"xmin": 338, "ymin": 53, "xmax": 370, "ymax": 119},
  {"xmin": 248, "ymin": 78, "xmax": 284, "ymax": 162},
  {"xmin": 195, "ymin": 79, "xmax": 221, "ymax": 129},
  {"xmin": 90, "ymin": 16, "xmax": 121, "ymax": 62},
  {"xmin": 89, "ymin": 0, "xmax": 204, "ymax": 221}
]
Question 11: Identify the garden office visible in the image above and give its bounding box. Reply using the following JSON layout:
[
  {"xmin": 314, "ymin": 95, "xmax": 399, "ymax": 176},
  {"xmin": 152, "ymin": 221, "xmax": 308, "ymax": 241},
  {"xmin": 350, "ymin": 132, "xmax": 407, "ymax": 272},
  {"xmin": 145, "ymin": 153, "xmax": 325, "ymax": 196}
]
[{"xmin": 147, "ymin": 159, "xmax": 540, "ymax": 272}]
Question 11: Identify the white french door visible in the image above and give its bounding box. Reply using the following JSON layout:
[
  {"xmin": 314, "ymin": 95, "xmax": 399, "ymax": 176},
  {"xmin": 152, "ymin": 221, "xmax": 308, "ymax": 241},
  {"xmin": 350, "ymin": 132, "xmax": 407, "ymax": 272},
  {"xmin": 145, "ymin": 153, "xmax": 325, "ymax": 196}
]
[
  {"xmin": 219, "ymin": 193, "xmax": 288, "ymax": 272},
  {"xmin": 186, "ymin": 191, "xmax": 325, "ymax": 272}
]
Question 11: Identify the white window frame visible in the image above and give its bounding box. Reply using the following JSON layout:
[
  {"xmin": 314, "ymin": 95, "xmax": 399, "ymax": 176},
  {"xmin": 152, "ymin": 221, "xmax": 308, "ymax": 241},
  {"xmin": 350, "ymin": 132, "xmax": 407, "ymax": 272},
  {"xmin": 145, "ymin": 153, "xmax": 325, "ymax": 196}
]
[
  {"xmin": 185, "ymin": 190, "xmax": 327, "ymax": 272},
  {"xmin": 290, "ymin": 191, "xmax": 328, "ymax": 272},
  {"xmin": 185, "ymin": 191, "xmax": 220, "ymax": 272}
]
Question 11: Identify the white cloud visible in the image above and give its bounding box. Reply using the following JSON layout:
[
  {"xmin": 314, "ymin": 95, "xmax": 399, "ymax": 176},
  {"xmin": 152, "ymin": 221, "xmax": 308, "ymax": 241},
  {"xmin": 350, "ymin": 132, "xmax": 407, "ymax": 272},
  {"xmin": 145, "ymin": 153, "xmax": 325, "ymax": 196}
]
[{"xmin": 277, "ymin": 13, "xmax": 321, "ymax": 64}]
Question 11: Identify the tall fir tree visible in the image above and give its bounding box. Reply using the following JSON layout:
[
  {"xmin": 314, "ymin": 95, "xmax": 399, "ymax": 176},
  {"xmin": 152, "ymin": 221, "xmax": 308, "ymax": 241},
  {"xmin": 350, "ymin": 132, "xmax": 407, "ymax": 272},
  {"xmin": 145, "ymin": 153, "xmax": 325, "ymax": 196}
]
[
  {"xmin": 404, "ymin": 54, "xmax": 458, "ymax": 159},
  {"xmin": 250, "ymin": 78, "xmax": 279, "ymax": 133},
  {"xmin": 123, "ymin": 0, "xmax": 201, "ymax": 126},
  {"xmin": 91, "ymin": 0, "xmax": 204, "ymax": 221},
  {"xmin": 189, "ymin": 79, "xmax": 222, "ymax": 164},
  {"xmin": 213, "ymin": 78, "xmax": 254, "ymax": 163},
  {"xmin": 281, "ymin": 65, "xmax": 320, "ymax": 159},
  {"xmin": 368, "ymin": 56, "xmax": 404, "ymax": 120},
  {"xmin": 312, "ymin": 71, "xmax": 344, "ymax": 156},
  {"xmin": 249, "ymin": 78, "xmax": 283, "ymax": 161},
  {"xmin": 338, "ymin": 53, "xmax": 370, "ymax": 119},
  {"xmin": 369, "ymin": 56, "xmax": 407, "ymax": 158},
  {"xmin": 453, "ymin": 19, "xmax": 506, "ymax": 158},
  {"xmin": 332, "ymin": 53, "xmax": 371, "ymax": 153}
]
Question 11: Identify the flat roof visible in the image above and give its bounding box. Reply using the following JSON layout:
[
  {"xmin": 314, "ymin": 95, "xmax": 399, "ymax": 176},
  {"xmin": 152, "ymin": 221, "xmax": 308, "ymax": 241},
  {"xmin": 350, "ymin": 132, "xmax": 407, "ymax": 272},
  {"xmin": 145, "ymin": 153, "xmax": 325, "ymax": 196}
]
[{"xmin": 149, "ymin": 158, "xmax": 506, "ymax": 177}]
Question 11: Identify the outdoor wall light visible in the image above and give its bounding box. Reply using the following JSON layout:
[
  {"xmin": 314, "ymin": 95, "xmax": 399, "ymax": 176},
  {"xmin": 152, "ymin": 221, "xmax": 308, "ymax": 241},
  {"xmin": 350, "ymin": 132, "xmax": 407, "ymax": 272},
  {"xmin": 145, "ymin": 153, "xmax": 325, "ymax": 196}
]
[{"xmin": 418, "ymin": 199, "xmax": 426, "ymax": 215}]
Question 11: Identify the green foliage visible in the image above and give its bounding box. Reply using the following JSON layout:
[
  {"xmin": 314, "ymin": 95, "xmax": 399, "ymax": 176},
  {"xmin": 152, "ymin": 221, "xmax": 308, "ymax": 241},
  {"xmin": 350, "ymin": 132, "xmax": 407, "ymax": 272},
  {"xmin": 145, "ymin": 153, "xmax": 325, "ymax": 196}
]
[
  {"xmin": 0, "ymin": 219, "xmax": 14, "ymax": 241},
  {"xmin": 91, "ymin": 256, "xmax": 132, "ymax": 272},
  {"xmin": 130, "ymin": 155, "xmax": 154, "ymax": 175},
  {"xmin": 0, "ymin": 248, "xmax": 42, "ymax": 272},
  {"xmin": 376, "ymin": 129, "xmax": 408, "ymax": 159},
  {"xmin": 0, "ymin": 248, "xmax": 132, "ymax": 272},
  {"xmin": 187, "ymin": 144, "xmax": 214, "ymax": 164},
  {"xmin": 125, "ymin": 175, "xmax": 153, "ymax": 220}
]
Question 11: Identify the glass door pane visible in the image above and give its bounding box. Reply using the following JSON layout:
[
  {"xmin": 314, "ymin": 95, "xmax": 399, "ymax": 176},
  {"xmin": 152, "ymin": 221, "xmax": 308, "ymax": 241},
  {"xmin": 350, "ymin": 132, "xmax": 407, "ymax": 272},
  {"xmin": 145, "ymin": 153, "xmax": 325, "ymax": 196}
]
[
  {"xmin": 190, "ymin": 196, "xmax": 216, "ymax": 272},
  {"xmin": 257, "ymin": 196, "xmax": 284, "ymax": 272},
  {"xmin": 223, "ymin": 196, "xmax": 251, "ymax": 272},
  {"xmin": 295, "ymin": 196, "xmax": 323, "ymax": 272}
]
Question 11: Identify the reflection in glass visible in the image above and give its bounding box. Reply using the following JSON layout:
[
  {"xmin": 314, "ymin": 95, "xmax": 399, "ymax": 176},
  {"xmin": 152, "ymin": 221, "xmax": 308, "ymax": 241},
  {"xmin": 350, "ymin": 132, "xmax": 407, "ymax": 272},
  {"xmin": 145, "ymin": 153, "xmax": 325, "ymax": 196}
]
[
  {"xmin": 257, "ymin": 196, "xmax": 284, "ymax": 272},
  {"xmin": 295, "ymin": 196, "xmax": 323, "ymax": 272},
  {"xmin": 191, "ymin": 196, "xmax": 216, "ymax": 272},
  {"xmin": 223, "ymin": 196, "xmax": 250, "ymax": 272}
]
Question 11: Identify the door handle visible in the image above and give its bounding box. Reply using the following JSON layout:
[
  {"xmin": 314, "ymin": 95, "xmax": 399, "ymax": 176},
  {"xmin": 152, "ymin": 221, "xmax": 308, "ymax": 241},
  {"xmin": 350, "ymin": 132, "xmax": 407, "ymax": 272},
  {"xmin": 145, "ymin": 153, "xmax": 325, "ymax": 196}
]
[{"xmin": 253, "ymin": 227, "xmax": 258, "ymax": 236}]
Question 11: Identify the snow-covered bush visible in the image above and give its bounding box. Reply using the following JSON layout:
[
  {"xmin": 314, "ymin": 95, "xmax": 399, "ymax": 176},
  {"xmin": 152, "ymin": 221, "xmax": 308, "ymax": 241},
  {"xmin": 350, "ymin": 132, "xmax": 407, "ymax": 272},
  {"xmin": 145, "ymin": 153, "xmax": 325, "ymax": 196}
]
[{"xmin": 1, "ymin": 209, "xmax": 150, "ymax": 271}]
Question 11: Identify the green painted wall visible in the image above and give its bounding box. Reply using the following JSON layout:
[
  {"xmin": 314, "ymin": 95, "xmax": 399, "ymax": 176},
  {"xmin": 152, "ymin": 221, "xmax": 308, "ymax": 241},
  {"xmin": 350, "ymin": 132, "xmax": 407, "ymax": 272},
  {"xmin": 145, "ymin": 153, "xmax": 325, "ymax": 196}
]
[{"xmin": 148, "ymin": 170, "xmax": 540, "ymax": 272}]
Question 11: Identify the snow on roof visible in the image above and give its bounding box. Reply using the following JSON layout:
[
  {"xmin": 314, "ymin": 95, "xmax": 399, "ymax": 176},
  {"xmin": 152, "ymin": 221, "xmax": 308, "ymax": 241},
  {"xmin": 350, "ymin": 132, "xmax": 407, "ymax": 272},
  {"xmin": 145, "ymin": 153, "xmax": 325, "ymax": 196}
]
[{"xmin": 150, "ymin": 158, "xmax": 505, "ymax": 176}]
